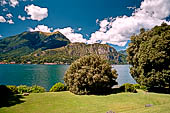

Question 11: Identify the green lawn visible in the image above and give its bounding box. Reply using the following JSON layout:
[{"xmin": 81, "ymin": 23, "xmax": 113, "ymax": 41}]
[{"xmin": 0, "ymin": 90, "xmax": 170, "ymax": 113}]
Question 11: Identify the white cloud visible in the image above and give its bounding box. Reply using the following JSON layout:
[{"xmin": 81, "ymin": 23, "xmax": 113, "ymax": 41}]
[
  {"xmin": 88, "ymin": 0, "xmax": 170, "ymax": 46},
  {"xmin": 29, "ymin": 25, "xmax": 53, "ymax": 32},
  {"xmin": 9, "ymin": 0, "xmax": 19, "ymax": 7},
  {"xmin": 0, "ymin": 0, "xmax": 7, "ymax": 6},
  {"xmin": 78, "ymin": 28, "xmax": 82, "ymax": 31},
  {"xmin": 7, "ymin": 19, "xmax": 14, "ymax": 24},
  {"xmin": 1, "ymin": 0, "xmax": 32, "ymax": 7},
  {"xmin": 54, "ymin": 27, "xmax": 87, "ymax": 43},
  {"xmin": 25, "ymin": 4, "xmax": 48, "ymax": 21},
  {"xmin": 96, "ymin": 19, "xmax": 99, "ymax": 24},
  {"xmin": 29, "ymin": 25, "xmax": 86, "ymax": 43},
  {"xmin": 27, "ymin": 0, "xmax": 170, "ymax": 47},
  {"xmin": 3, "ymin": 8, "xmax": 8, "ymax": 12},
  {"xmin": 0, "ymin": 35, "xmax": 2, "ymax": 38},
  {"xmin": 0, "ymin": 16, "xmax": 6, "ymax": 22},
  {"xmin": 127, "ymin": 6, "xmax": 136, "ymax": 10},
  {"xmin": 6, "ymin": 13, "xmax": 13, "ymax": 18},
  {"xmin": 18, "ymin": 15, "xmax": 26, "ymax": 21}
]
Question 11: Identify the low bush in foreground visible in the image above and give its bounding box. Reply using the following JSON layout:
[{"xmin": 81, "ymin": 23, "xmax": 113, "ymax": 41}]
[
  {"xmin": 120, "ymin": 83, "xmax": 137, "ymax": 93},
  {"xmin": 49, "ymin": 82, "xmax": 66, "ymax": 92},
  {"xmin": 17, "ymin": 85, "xmax": 46, "ymax": 94},
  {"xmin": 29, "ymin": 85, "xmax": 46, "ymax": 93},
  {"xmin": 17, "ymin": 85, "xmax": 30, "ymax": 94}
]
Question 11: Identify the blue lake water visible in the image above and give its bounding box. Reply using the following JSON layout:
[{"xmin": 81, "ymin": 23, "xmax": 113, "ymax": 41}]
[{"xmin": 0, "ymin": 64, "xmax": 136, "ymax": 90}]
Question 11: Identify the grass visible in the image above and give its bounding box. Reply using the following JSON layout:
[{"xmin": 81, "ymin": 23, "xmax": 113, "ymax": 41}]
[{"xmin": 0, "ymin": 90, "xmax": 170, "ymax": 113}]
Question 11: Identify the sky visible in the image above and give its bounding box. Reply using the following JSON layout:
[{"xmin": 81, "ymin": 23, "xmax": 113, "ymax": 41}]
[{"xmin": 0, "ymin": 0, "xmax": 170, "ymax": 51}]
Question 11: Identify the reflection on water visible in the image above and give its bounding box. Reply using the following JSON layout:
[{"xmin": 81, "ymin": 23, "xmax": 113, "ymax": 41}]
[{"xmin": 0, "ymin": 64, "xmax": 136, "ymax": 90}]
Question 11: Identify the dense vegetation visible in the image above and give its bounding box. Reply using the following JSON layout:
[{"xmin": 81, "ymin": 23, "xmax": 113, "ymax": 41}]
[
  {"xmin": 0, "ymin": 31, "xmax": 70, "ymax": 62},
  {"xmin": 64, "ymin": 55, "xmax": 118, "ymax": 95},
  {"xmin": 127, "ymin": 23, "xmax": 170, "ymax": 92},
  {"xmin": 19, "ymin": 43, "xmax": 122, "ymax": 64}
]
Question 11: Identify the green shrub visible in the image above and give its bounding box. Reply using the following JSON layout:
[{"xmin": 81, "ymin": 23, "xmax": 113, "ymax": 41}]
[
  {"xmin": 133, "ymin": 84, "xmax": 140, "ymax": 89},
  {"xmin": 17, "ymin": 85, "xmax": 30, "ymax": 94},
  {"xmin": 120, "ymin": 83, "xmax": 137, "ymax": 93},
  {"xmin": 140, "ymin": 85, "xmax": 148, "ymax": 91},
  {"xmin": 64, "ymin": 55, "xmax": 118, "ymax": 95},
  {"xmin": 7, "ymin": 85, "xmax": 18, "ymax": 94},
  {"xmin": 29, "ymin": 85, "xmax": 46, "ymax": 93},
  {"xmin": 50, "ymin": 82, "xmax": 66, "ymax": 92}
]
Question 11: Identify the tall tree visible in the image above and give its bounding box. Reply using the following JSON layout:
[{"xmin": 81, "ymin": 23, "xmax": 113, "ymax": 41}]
[{"xmin": 127, "ymin": 23, "xmax": 170, "ymax": 90}]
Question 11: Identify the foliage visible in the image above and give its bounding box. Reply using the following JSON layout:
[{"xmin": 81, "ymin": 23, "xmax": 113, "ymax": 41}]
[
  {"xmin": 64, "ymin": 55, "xmax": 118, "ymax": 95},
  {"xmin": 17, "ymin": 85, "xmax": 30, "ymax": 94},
  {"xmin": 127, "ymin": 23, "xmax": 170, "ymax": 90},
  {"xmin": 120, "ymin": 83, "xmax": 137, "ymax": 93},
  {"xmin": 140, "ymin": 85, "xmax": 148, "ymax": 91},
  {"xmin": 29, "ymin": 85, "xmax": 46, "ymax": 93},
  {"xmin": 17, "ymin": 85, "xmax": 46, "ymax": 94},
  {"xmin": 7, "ymin": 85, "xmax": 18, "ymax": 94},
  {"xmin": 49, "ymin": 82, "xmax": 66, "ymax": 92}
]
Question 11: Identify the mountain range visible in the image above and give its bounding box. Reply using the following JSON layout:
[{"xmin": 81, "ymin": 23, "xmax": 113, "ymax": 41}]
[{"xmin": 0, "ymin": 31, "xmax": 127, "ymax": 64}]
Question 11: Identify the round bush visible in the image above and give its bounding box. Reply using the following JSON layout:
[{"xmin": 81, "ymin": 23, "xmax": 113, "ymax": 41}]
[
  {"xmin": 64, "ymin": 55, "xmax": 118, "ymax": 95},
  {"xmin": 49, "ymin": 82, "xmax": 66, "ymax": 92},
  {"xmin": 120, "ymin": 83, "xmax": 137, "ymax": 93},
  {"xmin": 30, "ymin": 85, "xmax": 46, "ymax": 93}
]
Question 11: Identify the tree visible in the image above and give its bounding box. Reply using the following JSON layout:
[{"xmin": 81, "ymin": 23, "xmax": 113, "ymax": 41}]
[
  {"xmin": 127, "ymin": 23, "xmax": 170, "ymax": 91},
  {"xmin": 64, "ymin": 55, "xmax": 118, "ymax": 95}
]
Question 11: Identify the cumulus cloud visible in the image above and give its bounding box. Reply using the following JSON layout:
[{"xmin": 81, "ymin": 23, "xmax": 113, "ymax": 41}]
[
  {"xmin": 78, "ymin": 28, "xmax": 82, "ymax": 31},
  {"xmin": 0, "ymin": 0, "xmax": 33, "ymax": 7},
  {"xmin": 88, "ymin": 0, "xmax": 170, "ymax": 46},
  {"xmin": 18, "ymin": 15, "xmax": 26, "ymax": 21},
  {"xmin": 54, "ymin": 27, "xmax": 87, "ymax": 43},
  {"xmin": 7, "ymin": 19, "xmax": 14, "ymax": 24},
  {"xmin": 29, "ymin": 25, "xmax": 87, "ymax": 43},
  {"xmin": 0, "ymin": 16, "xmax": 6, "ymax": 22},
  {"xmin": 25, "ymin": 4, "xmax": 48, "ymax": 21},
  {"xmin": 0, "ymin": 0, "xmax": 7, "ymax": 6},
  {"xmin": 28, "ymin": 0, "xmax": 170, "ymax": 47},
  {"xmin": 3, "ymin": 8, "xmax": 8, "ymax": 12},
  {"xmin": 0, "ymin": 35, "xmax": 2, "ymax": 38},
  {"xmin": 6, "ymin": 13, "xmax": 13, "ymax": 18},
  {"xmin": 29, "ymin": 25, "xmax": 53, "ymax": 32},
  {"xmin": 127, "ymin": 6, "xmax": 136, "ymax": 10},
  {"xmin": 9, "ymin": 0, "xmax": 19, "ymax": 7}
]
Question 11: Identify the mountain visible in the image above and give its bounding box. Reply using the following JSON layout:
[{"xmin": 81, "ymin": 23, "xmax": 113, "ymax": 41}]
[
  {"xmin": 21, "ymin": 43, "xmax": 123, "ymax": 64},
  {"xmin": 0, "ymin": 31, "xmax": 70, "ymax": 60},
  {"xmin": 118, "ymin": 50, "xmax": 128, "ymax": 64}
]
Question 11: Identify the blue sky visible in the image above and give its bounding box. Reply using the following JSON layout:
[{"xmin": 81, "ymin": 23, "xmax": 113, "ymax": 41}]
[{"xmin": 0, "ymin": 0, "xmax": 170, "ymax": 51}]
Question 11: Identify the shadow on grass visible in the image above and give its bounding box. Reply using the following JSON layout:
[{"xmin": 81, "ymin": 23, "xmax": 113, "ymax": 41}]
[
  {"xmin": 0, "ymin": 85, "xmax": 25, "ymax": 108},
  {"xmin": 88, "ymin": 88, "xmax": 123, "ymax": 96}
]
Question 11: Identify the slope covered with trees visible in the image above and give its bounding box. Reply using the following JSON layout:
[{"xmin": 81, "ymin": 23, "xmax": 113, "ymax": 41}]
[
  {"xmin": 0, "ymin": 31, "xmax": 70, "ymax": 61},
  {"xmin": 21, "ymin": 43, "xmax": 122, "ymax": 64}
]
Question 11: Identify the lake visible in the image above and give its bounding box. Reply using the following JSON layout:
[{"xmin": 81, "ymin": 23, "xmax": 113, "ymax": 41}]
[{"xmin": 0, "ymin": 64, "xmax": 136, "ymax": 90}]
